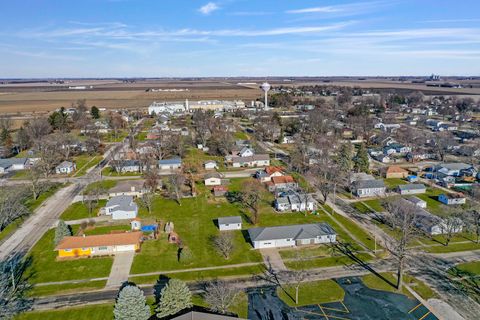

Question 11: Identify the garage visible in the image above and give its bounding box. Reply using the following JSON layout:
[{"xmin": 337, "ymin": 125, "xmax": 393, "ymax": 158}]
[{"xmin": 115, "ymin": 245, "xmax": 136, "ymax": 252}]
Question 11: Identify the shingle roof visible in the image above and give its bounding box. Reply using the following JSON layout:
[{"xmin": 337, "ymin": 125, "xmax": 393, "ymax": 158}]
[
  {"xmin": 272, "ymin": 175, "xmax": 295, "ymax": 184},
  {"xmin": 399, "ymin": 184, "xmax": 426, "ymax": 191},
  {"xmin": 386, "ymin": 166, "xmax": 408, "ymax": 174},
  {"xmin": 354, "ymin": 179, "xmax": 385, "ymax": 189},
  {"xmin": 0, "ymin": 157, "xmax": 27, "ymax": 168},
  {"xmin": 248, "ymin": 223, "xmax": 336, "ymax": 242},
  {"xmin": 218, "ymin": 216, "xmax": 242, "ymax": 225},
  {"xmin": 56, "ymin": 160, "xmax": 74, "ymax": 168},
  {"xmin": 106, "ymin": 195, "xmax": 138, "ymax": 212},
  {"xmin": 158, "ymin": 157, "xmax": 182, "ymax": 165},
  {"xmin": 109, "ymin": 180, "xmax": 145, "ymax": 193},
  {"xmin": 56, "ymin": 231, "xmax": 143, "ymax": 250}
]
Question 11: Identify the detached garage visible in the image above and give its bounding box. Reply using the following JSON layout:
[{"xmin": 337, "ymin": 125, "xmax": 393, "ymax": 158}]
[{"xmin": 247, "ymin": 223, "xmax": 337, "ymax": 249}]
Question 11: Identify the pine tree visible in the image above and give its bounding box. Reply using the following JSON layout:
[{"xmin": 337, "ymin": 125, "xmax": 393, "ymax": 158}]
[
  {"xmin": 114, "ymin": 285, "xmax": 151, "ymax": 320},
  {"xmin": 156, "ymin": 279, "xmax": 192, "ymax": 318},
  {"xmin": 91, "ymin": 106, "xmax": 100, "ymax": 119},
  {"xmin": 337, "ymin": 143, "xmax": 354, "ymax": 172},
  {"xmin": 54, "ymin": 220, "xmax": 72, "ymax": 246},
  {"xmin": 353, "ymin": 144, "xmax": 370, "ymax": 173}
]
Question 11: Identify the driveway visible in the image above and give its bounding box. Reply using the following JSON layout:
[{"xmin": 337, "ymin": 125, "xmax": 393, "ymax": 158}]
[
  {"xmin": 260, "ymin": 248, "xmax": 287, "ymax": 272},
  {"xmin": 105, "ymin": 251, "xmax": 135, "ymax": 289}
]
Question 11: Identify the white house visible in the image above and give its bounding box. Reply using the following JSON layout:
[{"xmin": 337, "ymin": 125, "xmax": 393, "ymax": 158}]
[
  {"xmin": 436, "ymin": 163, "xmax": 473, "ymax": 177},
  {"xmin": 105, "ymin": 195, "xmax": 138, "ymax": 220},
  {"xmin": 231, "ymin": 155, "xmax": 270, "ymax": 168},
  {"xmin": 275, "ymin": 194, "xmax": 315, "ymax": 212},
  {"xmin": 158, "ymin": 157, "xmax": 182, "ymax": 171},
  {"xmin": 0, "ymin": 158, "xmax": 29, "ymax": 173},
  {"xmin": 204, "ymin": 173, "xmax": 225, "ymax": 186},
  {"xmin": 255, "ymin": 166, "xmax": 284, "ymax": 183},
  {"xmin": 282, "ymin": 136, "xmax": 295, "ymax": 144},
  {"xmin": 438, "ymin": 193, "xmax": 466, "ymax": 205},
  {"xmin": 55, "ymin": 161, "xmax": 76, "ymax": 174},
  {"xmin": 217, "ymin": 216, "xmax": 242, "ymax": 231},
  {"xmin": 398, "ymin": 184, "xmax": 426, "ymax": 195},
  {"xmin": 248, "ymin": 223, "xmax": 337, "ymax": 249},
  {"xmin": 406, "ymin": 196, "xmax": 427, "ymax": 208},
  {"xmin": 238, "ymin": 147, "xmax": 255, "ymax": 158},
  {"xmin": 352, "ymin": 179, "xmax": 386, "ymax": 198},
  {"xmin": 203, "ymin": 160, "xmax": 218, "ymax": 170},
  {"xmin": 109, "ymin": 180, "xmax": 147, "ymax": 198}
]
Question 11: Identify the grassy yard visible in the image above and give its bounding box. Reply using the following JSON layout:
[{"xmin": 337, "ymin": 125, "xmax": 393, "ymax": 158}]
[
  {"xmin": 362, "ymin": 272, "xmax": 437, "ymax": 300},
  {"xmin": 29, "ymin": 280, "xmax": 107, "ymax": 297},
  {"xmin": 450, "ymin": 261, "xmax": 480, "ymax": 275},
  {"xmin": 183, "ymin": 148, "xmax": 225, "ymax": 170},
  {"xmin": 414, "ymin": 188, "xmax": 447, "ymax": 217},
  {"xmin": 15, "ymin": 304, "xmax": 114, "ymax": 320},
  {"xmin": 362, "ymin": 199, "xmax": 385, "ymax": 212},
  {"xmin": 27, "ymin": 229, "xmax": 113, "ymax": 284},
  {"xmin": 285, "ymin": 252, "xmax": 373, "ymax": 270},
  {"xmin": 101, "ymin": 131, "xmax": 128, "ymax": 143},
  {"xmin": 383, "ymin": 178, "xmax": 407, "ymax": 189},
  {"xmin": 83, "ymin": 180, "xmax": 117, "ymax": 193},
  {"xmin": 137, "ymin": 131, "xmax": 148, "ymax": 141},
  {"xmin": 234, "ymin": 131, "xmax": 249, "ymax": 140},
  {"xmin": 101, "ymin": 167, "xmax": 142, "ymax": 177},
  {"xmin": 129, "ymin": 264, "xmax": 265, "ymax": 284},
  {"xmin": 74, "ymin": 155, "xmax": 103, "ymax": 177},
  {"xmin": 60, "ymin": 199, "xmax": 107, "ymax": 221},
  {"xmin": 277, "ymin": 280, "xmax": 345, "ymax": 306},
  {"xmin": 192, "ymin": 291, "xmax": 249, "ymax": 319},
  {"xmin": 25, "ymin": 183, "xmax": 62, "ymax": 211},
  {"xmin": 329, "ymin": 211, "xmax": 379, "ymax": 251}
]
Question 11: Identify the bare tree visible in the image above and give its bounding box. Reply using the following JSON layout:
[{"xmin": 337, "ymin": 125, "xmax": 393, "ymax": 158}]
[
  {"xmin": 0, "ymin": 190, "xmax": 30, "ymax": 232},
  {"xmin": 165, "ymin": 173, "xmax": 185, "ymax": 205},
  {"xmin": 203, "ymin": 280, "xmax": 239, "ymax": 314},
  {"xmin": 430, "ymin": 131, "xmax": 455, "ymax": 162},
  {"xmin": 34, "ymin": 137, "xmax": 60, "ymax": 177},
  {"xmin": 25, "ymin": 118, "xmax": 52, "ymax": 140},
  {"xmin": 192, "ymin": 110, "xmax": 212, "ymax": 146},
  {"xmin": 85, "ymin": 137, "xmax": 101, "ymax": 155},
  {"xmin": 240, "ymin": 180, "xmax": 264, "ymax": 224},
  {"xmin": 140, "ymin": 192, "xmax": 156, "ymax": 215},
  {"xmin": 212, "ymin": 232, "xmax": 235, "ymax": 259},
  {"xmin": 287, "ymin": 252, "xmax": 308, "ymax": 305},
  {"xmin": 107, "ymin": 112, "xmax": 125, "ymax": 140},
  {"xmin": 441, "ymin": 209, "xmax": 464, "ymax": 246},
  {"xmin": 466, "ymin": 206, "xmax": 480, "ymax": 243},
  {"xmin": 26, "ymin": 164, "xmax": 42, "ymax": 200},
  {"xmin": 383, "ymin": 198, "xmax": 419, "ymax": 291}
]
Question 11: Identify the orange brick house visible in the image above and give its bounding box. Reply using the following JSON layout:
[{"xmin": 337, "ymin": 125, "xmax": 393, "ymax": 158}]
[
  {"xmin": 385, "ymin": 166, "xmax": 409, "ymax": 179},
  {"xmin": 55, "ymin": 232, "xmax": 143, "ymax": 258}
]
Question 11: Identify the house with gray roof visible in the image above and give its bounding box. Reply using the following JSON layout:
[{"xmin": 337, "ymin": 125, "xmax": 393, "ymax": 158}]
[
  {"xmin": 406, "ymin": 196, "xmax": 427, "ymax": 208},
  {"xmin": 217, "ymin": 216, "xmax": 242, "ymax": 231},
  {"xmin": 436, "ymin": 163, "xmax": 475, "ymax": 177},
  {"xmin": 351, "ymin": 179, "xmax": 386, "ymax": 198},
  {"xmin": 231, "ymin": 154, "xmax": 270, "ymax": 168},
  {"xmin": 0, "ymin": 158, "xmax": 28, "ymax": 173},
  {"xmin": 247, "ymin": 223, "xmax": 336, "ymax": 249},
  {"xmin": 55, "ymin": 161, "xmax": 76, "ymax": 174},
  {"xmin": 158, "ymin": 157, "xmax": 182, "ymax": 171},
  {"xmin": 274, "ymin": 193, "xmax": 316, "ymax": 212},
  {"xmin": 105, "ymin": 195, "xmax": 138, "ymax": 220},
  {"xmin": 398, "ymin": 183, "xmax": 426, "ymax": 195}
]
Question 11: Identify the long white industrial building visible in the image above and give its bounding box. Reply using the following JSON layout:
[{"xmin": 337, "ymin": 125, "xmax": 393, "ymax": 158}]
[{"xmin": 148, "ymin": 99, "xmax": 245, "ymax": 115}]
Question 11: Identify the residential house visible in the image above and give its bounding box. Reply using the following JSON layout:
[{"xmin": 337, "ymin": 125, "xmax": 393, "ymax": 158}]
[
  {"xmin": 406, "ymin": 196, "xmax": 427, "ymax": 208},
  {"xmin": 115, "ymin": 160, "xmax": 140, "ymax": 173},
  {"xmin": 108, "ymin": 180, "xmax": 147, "ymax": 198},
  {"xmin": 282, "ymin": 135, "xmax": 295, "ymax": 144},
  {"xmin": 351, "ymin": 179, "xmax": 386, "ymax": 198},
  {"xmin": 437, "ymin": 163, "xmax": 475, "ymax": 177},
  {"xmin": 275, "ymin": 193, "xmax": 315, "ymax": 212},
  {"xmin": 385, "ymin": 166, "xmax": 409, "ymax": 178},
  {"xmin": 55, "ymin": 161, "xmax": 76, "ymax": 174},
  {"xmin": 376, "ymin": 123, "xmax": 401, "ymax": 132},
  {"xmin": 158, "ymin": 157, "xmax": 182, "ymax": 171},
  {"xmin": 203, "ymin": 160, "xmax": 218, "ymax": 170},
  {"xmin": 231, "ymin": 154, "xmax": 270, "ymax": 168},
  {"xmin": 105, "ymin": 195, "xmax": 138, "ymax": 220},
  {"xmin": 255, "ymin": 166, "xmax": 284, "ymax": 183},
  {"xmin": 0, "ymin": 158, "xmax": 29, "ymax": 173},
  {"xmin": 217, "ymin": 216, "xmax": 242, "ymax": 231},
  {"xmin": 438, "ymin": 193, "xmax": 466, "ymax": 205},
  {"xmin": 238, "ymin": 147, "xmax": 254, "ymax": 158},
  {"xmin": 204, "ymin": 172, "xmax": 228, "ymax": 186},
  {"xmin": 55, "ymin": 231, "xmax": 143, "ymax": 258},
  {"xmin": 267, "ymin": 175, "xmax": 298, "ymax": 192},
  {"xmin": 248, "ymin": 223, "xmax": 337, "ymax": 249},
  {"xmin": 374, "ymin": 154, "xmax": 391, "ymax": 163},
  {"xmin": 398, "ymin": 184, "xmax": 426, "ymax": 195}
]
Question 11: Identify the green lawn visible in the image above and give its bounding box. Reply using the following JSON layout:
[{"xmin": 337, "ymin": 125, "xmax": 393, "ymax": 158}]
[
  {"xmin": 192, "ymin": 290, "xmax": 249, "ymax": 319},
  {"xmin": 10, "ymin": 170, "xmax": 30, "ymax": 179},
  {"xmin": 15, "ymin": 304, "xmax": 114, "ymax": 320},
  {"xmin": 451, "ymin": 261, "xmax": 480, "ymax": 275},
  {"xmin": 74, "ymin": 155, "xmax": 103, "ymax": 177},
  {"xmin": 414, "ymin": 188, "xmax": 448, "ymax": 217},
  {"xmin": 101, "ymin": 167, "xmax": 142, "ymax": 177},
  {"xmin": 183, "ymin": 148, "xmax": 225, "ymax": 170},
  {"xmin": 422, "ymin": 241, "xmax": 480, "ymax": 253},
  {"xmin": 383, "ymin": 178, "xmax": 407, "ymax": 189},
  {"xmin": 60, "ymin": 200, "xmax": 107, "ymax": 221},
  {"xmin": 362, "ymin": 199, "xmax": 384, "ymax": 212},
  {"xmin": 330, "ymin": 211, "xmax": 379, "ymax": 251},
  {"xmin": 27, "ymin": 229, "xmax": 113, "ymax": 284},
  {"xmin": 285, "ymin": 253, "xmax": 373, "ymax": 270},
  {"xmin": 0, "ymin": 219, "xmax": 23, "ymax": 243},
  {"xmin": 101, "ymin": 131, "xmax": 128, "ymax": 143},
  {"xmin": 234, "ymin": 131, "xmax": 249, "ymax": 140},
  {"xmin": 81, "ymin": 224, "xmax": 131, "ymax": 236},
  {"xmin": 277, "ymin": 280, "xmax": 345, "ymax": 307},
  {"xmin": 83, "ymin": 180, "xmax": 117, "ymax": 193},
  {"xmin": 137, "ymin": 131, "xmax": 148, "ymax": 141},
  {"xmin": 25, "ymin": 183, "xmax": 62, "ymax": 211},
  {"xmin": 29, "ymin": 280, "xmax": 107, "ymax": 297},
  {"xmin": 352, "ymin": 201, "xmax": 372, "ymax": 214},
  {"xmin": 362, "ymin": 272, "xmax": 437, "ymax": 300}
]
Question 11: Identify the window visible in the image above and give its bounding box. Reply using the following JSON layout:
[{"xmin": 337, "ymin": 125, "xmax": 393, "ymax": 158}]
[
  {"xmin": 225, "ymin": 223, "xmax": 229, "ymax": 226},
  {"xmin": 98, "ymin": 246, "xmax": 108, "ymax": 251},
  {"xmin": 287, "ymin": 238, "xmax": 292, "ymax": 241},
  {"xmin": 81, "ymin": 247, "xmax": 88, "ymax": 251},
  {"xmin": 64, "ymin": 249, "xmax": 71, "ymax": 252}
]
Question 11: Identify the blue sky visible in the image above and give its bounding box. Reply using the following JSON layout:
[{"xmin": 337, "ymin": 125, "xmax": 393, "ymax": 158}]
[{"xmin": 1, "ymin": 0, "xmax": 480, "ymax": 77}]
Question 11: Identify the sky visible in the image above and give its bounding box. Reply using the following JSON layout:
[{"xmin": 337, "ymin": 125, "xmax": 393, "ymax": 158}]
[{"xmin": 1, "ymin": 0, "xmax": 480, "ymax": 77}]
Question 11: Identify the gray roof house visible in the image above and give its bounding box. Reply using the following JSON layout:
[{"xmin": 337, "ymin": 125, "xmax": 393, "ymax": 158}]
[
  {"xmin": 158, "ymin": 157, "xmax": 182, "ymax": 170},
  {"xmin": 398, "ymin": 184, "xmax": 426, "ymax": 195},
  {"xmin": 352, "ymin": 179, "xmax": 386, "ymax": 198},
  {"xmin": 55, "ymin": 160, "xmax": 76, "ymax": 174},
  {"xmin": 109, "ymin": 180, "xmax": 147, "ymax": 198},
  {"xmin": 248, "ymin": 223, "xmax": 336, "ymax": 249},
  {"xmin": 217, "ymin": 216, "xmax": 242, "ymax": 231},
  {"xmin": 0, "ymin": 158, "xmax": 28, "ymax": 173},
  {"xmin": 105, "ymin": 195, "xmax": 138, "ymax": 220}
]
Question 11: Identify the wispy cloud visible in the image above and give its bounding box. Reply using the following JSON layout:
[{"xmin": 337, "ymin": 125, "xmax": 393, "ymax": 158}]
[
  {"xmin": 286, "ymin": 1, "xmax": 392, "ymax": 16},
  {"xmin": 199, "ymin": 2, "xmax": 219, "ymax": 15}
]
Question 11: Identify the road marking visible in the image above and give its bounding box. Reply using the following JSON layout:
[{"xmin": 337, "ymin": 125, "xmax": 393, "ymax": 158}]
[
  {"xmin": 408, "ymin": 303, "xmax": 422, "ymax": 313},
  {"xmin": 418, "ymin": 311, "xmax": 431, "ymax": 320}
]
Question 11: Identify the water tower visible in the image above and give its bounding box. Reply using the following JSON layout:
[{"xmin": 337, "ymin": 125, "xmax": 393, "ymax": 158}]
[{"xmin": 261, "ymin": 82, "xmax": 271, "ymax": 110}]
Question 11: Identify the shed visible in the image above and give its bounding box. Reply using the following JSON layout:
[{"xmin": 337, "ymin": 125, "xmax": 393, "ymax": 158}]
[{"xmin": 217, "ymin": 216, "xmax": 242, "ymax": 231}]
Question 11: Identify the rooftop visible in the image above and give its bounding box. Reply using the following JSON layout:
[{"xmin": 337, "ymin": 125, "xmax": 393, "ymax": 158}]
[
  {"xmin": 56, "ymin": 231, "xmax": 143, "ymax": 250},
  {"xmin": 217, "ymin": 216, "xmax": 242, "ymax": 225},
  {"xmin": 248, "ymin": 223, "xmax": 336, "ymax": 242}
]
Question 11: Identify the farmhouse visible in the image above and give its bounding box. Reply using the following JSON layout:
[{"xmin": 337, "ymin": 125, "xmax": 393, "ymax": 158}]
[
  {"xmin": 105, "ymin": 195, "xmax": 138, "ymax": 220},
  {"xmin": 248, "ymin": 223, "xmax": 337, "ymax": 249},
  {"xmin": 438, "ymin": 193, "xmax": 466, "ymax": 205},
  {"xmin": 55, "ymin": 231, "xmax": 143, "ymax": 258},
  {"xmin": 398, "ymin": 184, "xmax": 426, "ymax": 195},
  {"xmin": 55, "ymin": 161, "xmax": 76, "ymax": 174},
  {"xmin": 217, "ymin": 216, "xmax": 242, "ymax": 231}
]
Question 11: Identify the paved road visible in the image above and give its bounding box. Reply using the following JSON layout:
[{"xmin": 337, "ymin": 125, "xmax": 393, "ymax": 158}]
[{"xmin": 0, "ymin": 183, "xmax": 84, "ymax": 259}]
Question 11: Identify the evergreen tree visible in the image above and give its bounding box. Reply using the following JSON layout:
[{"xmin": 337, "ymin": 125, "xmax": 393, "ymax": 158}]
[
  {"xmin": 91, "ymin": 106, "xmax": 100, "ymax": 119},
  {"xmin": 114, "ymin": 285, "xmax": 151, "ymax": 320},
  {"xmin": 336, "ymin": 143, "xmax": 354, "ymax": 173},
  {"xmin": 156, "ymin": 279, "xmax": 192, "ymax": 318},
  {"xmin": 353, "ymin": 144, "xmax": 370, "ymax": 173},
  {"xmin": 54, "ymin": 220, "xmax": 72, "ymax": 246}
]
